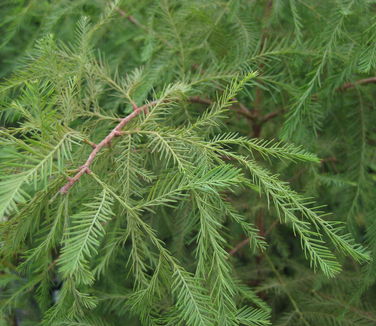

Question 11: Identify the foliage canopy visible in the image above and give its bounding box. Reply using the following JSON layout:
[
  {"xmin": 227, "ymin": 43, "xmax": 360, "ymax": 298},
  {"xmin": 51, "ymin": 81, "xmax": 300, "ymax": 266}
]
[{"xmin": 0, "ymin": 0, "xmax": 375, "ymax": 325}]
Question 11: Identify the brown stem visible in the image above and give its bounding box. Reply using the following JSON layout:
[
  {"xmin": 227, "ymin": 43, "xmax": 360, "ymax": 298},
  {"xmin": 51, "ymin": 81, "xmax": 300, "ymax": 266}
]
[
  {"xmin": 188, "ymin": 95, "xmax": 279, "ymax": 137},
  {"xmin": 189, "ymin": 96, "xmax": 213, "ymax": 106},
  {"xmin": 188, "ymin": 96, "xmax": 258, "ymax": 120},
  {"xmin": 11, "ymin": 314, "xmax": 18, "ymax": 326},
  {"xmin": 228, "ymin": 219, "xmax": 278, "ymax": 256},
  {"xmin": 340, "ymin": 77, "xmax": 376, "ymax": 91},
  {"xmin": 252, "ymin": 124, "xmax": 262, "ymax": 138},
  {"xmin": 188, "ymin": 96, "xmax": 255, "ymax": 119},
  {"xmin": 59, "ymin": 100, "xmax": 159, "ymax": 194},
  {"xmin": 261, "ymin": 111, "xmax": 279, "ymax": 123},
  {"xmin": 251, "ymin": 111, "xmax": 279, "ymax": 137},
  {"xmin": 117, "ymin": 7, "xmax": 172, "ymax": 48},
  {"xmin": 83, "ymin": 138, "xmax": 97, "ymax": 149},
  {"xmin": 235, "ymin": 99, "xmax": 258, "ymax": 120},
  {"xmin": 116, "ymin": 8, "xmax": 143, "ymax": 28},
  {"xmin": 228, "ymin": 238, "xmax": 251, "ymax": 256}
]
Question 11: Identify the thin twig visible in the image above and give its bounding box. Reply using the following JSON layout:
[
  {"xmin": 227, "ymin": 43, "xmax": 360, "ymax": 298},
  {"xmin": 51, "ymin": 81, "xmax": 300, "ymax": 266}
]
[
  {"xmin": 188, "ymin": 96, "xmax": 258, "ymax": 119},
  {"xmin": 228, "ymin": 220, "xmax": 279, "ymax": 256},
  {"xmin": 188, "ymin": 95, "xmax": 279, "ymax": 136},
  {"xmin": 228, "ymin": 238, "xmax": 251, "ymax": 256},
  {"xmin": 116, "ymin": 8, "xmax": 143, "ymax": 28},
  {"xmin": 59, "ymin": 100, "xmax": 159, "ymax": 194},
  {"xmin": 116, "ymin": 7, "xmax": 172, "ymax": 48},
  {"xmin": 189, "ymin": 96, "xmax": 213, "ymax": 106},
  {"xmin": 261, "ymin": 111, "xmax": 279, "ymax": 123},
  {"xmin": 83, "ymin": 138, "xmax": 97, "ymax": 149},
  {"xmin": 235, "ymin": 99, "xmax": 258, "ymax": 120},
  {"xmin": 339, "ymin": 77, "xmax": 376, "ymax": 91},
  {"xmin": 189, "ymin": 96, "xmax": 256, "ymax": 119}
]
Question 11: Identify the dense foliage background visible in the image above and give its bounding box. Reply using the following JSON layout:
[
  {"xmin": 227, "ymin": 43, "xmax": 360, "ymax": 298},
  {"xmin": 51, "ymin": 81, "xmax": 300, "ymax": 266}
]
[{"xmin": 0, "ymin": 0, "xmax": 375, "ymax": 325}]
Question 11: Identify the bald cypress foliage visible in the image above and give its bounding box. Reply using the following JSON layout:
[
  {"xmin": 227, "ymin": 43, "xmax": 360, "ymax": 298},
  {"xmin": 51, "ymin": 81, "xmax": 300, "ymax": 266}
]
[{"xmin": 0, "ymin": 1, "xmax": 375, "ymax": 325}]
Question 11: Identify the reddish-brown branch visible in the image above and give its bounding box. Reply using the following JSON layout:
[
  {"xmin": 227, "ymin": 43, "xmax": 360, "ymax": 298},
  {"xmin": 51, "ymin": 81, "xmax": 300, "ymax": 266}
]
[
  {"xmin": 188, "ymin": 96, "xmax": 256, "ymax": 119},
  {"xmin": 228, "ymin": 220, "xmax": 278, "ymax": 256},
  {"xmin": 116, "ymin": 7, "xmax": 172, "ymax": 49},
  {"xmin": 340, "ymin": 77, "xmax": 376, "ymax": 90},
  {"xmin": 228, "ymin": 238, "xmax": 251, "ymax": 256},
  {"xmin": 59, "ymin": 100, "xmax": 159, "ymax": 194},
  {"xmin": 235, "ymin": 99, "xmax": 258, "ymax": 120},
  {"xmin": 189, "ymin": 96, "xmax": 213, "ymax": 106},
  {"xmin": 188, "ymin": 96, "xmax": 279, "ymax": 137},
  {"xmin": 116, "ymin": 8, "xmax": 143, "ymax": 28},
  {"xmin": 252, "ymin": 111, "xmax": 279, "ymax": 137},
  {"xmin": 261, "ymin": 111, "xmax": 279, "ymax": 123}
]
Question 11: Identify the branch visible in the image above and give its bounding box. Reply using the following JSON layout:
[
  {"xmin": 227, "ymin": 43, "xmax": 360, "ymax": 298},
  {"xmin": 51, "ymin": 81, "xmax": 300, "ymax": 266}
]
[
  {"xmin": 188, "ymin": 96, "xmax": 279, "ymax": 137},
  {"xmin": 116, "ymin": 7, "xmax": 172, "ymax": 48},
  {"xmin": 261, "ymin": 111, "xmax": 279, "ymax": 124},
  {"xmin": 235, "ymin": 100, "xmax": 258, "ymax": 121},
  {"xmin": 340, "ymin": 77, "xmax": 376, "ymax": 91},
  {"xmin": 59, "ymin": 100, "xmax": 159, "ymax": 194},
  {"xmin": 228, "ymin": 220, "xmax": 278, "ymax": 256},
  {"xmin": 228, "ymin": 238, "xmax": 250, "ymax": 256},
  {"xmin": 116, "ymin": 8, "xmax": 143, "ymax": 28},
  {"xmin": 189, "ymin": 96, "xmax": 212, "ymax": 106},
  {"xmin": 188, "ymin": 96, "xmax": 258, "ymax": 120}
]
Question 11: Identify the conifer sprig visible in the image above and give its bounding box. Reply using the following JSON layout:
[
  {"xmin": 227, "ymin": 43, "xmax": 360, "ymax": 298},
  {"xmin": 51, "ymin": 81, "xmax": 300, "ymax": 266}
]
[{"xmin": 1, "ymin": 1, "xmax": 374, "ymax": 325}]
